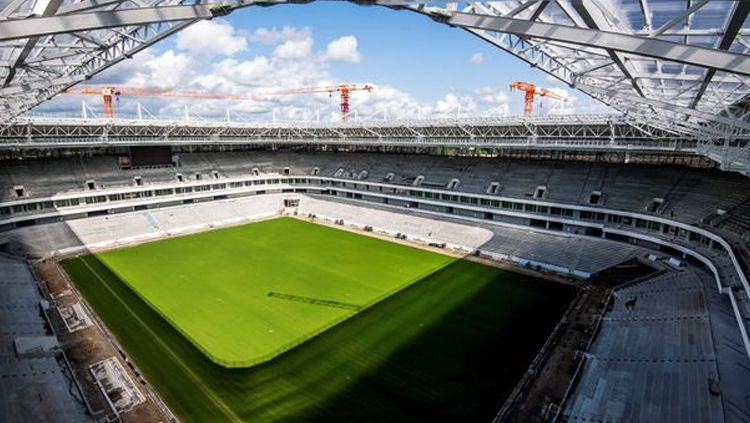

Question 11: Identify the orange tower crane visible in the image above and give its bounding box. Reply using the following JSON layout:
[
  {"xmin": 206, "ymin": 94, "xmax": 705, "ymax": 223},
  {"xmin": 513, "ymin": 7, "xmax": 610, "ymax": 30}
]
[
  {"xmin": 257, "ymin": 84, "xmax": 374, "ymax": 122},
  {"xmin": 509, "ymin": 81, "xmax": 565, "ymax": 117},
  {"xmin": 65, "ymin": 86, "xmax": 123, "ymax": 118},
  {"xmin": 64, "ymin": 84, "xmax": 373, "ymax": 121},
  {"xmin": 64, "ymin": 86, "xmax": 262, "ymax": 118}
]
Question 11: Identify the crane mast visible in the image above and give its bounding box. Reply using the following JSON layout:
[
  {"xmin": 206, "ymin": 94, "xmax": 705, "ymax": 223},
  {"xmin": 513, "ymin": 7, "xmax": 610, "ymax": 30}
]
[
  {"xmin": 255, "ymin": 84, "xmax": 373, "ymax": 122},
  {"xmin": 509, "ymin": 81, "xmax": 565, "ymax": 117}
]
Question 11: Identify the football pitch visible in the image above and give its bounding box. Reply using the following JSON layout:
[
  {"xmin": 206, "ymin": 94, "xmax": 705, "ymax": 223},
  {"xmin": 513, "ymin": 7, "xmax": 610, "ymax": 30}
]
[
  {"xmin": 63, "ymin": 217, "xmax": 576, "ymax": 422},
  {"xmin": 85, "ymin": 217, "xmax": 455, "ymax": 367}
]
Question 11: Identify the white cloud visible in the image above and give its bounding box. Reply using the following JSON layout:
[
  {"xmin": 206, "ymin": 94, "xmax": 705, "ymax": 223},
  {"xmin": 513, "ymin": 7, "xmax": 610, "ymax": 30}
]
[
  {"xmin": 214, "ymin": 57, "xmax": 272, "ymax": 85},
  {"xmin": 40, "ymin": 20, "xmax": 616, "ymax": 120},
  {"xmin": 176, "ymin": 20, "xmax": 247, "ymax": 56},
  {"xmin": 251, "ymin": 26, "xmax": 314, "ymax": 60},
  {"xmin": 349, "ymin": 84, "xmax": 421, "ymax": 119},
  {"xmin": 469, "ymin": 52, "xmax": 484, "ymax": 65},
  {"xmin": 473, "ymin": 86, "xmax": 509, "ymax": 117},
  {"xmin": 321, "ymin": 36, "xmax": 362, "ymax": 63},
  {"xmin": 474, "ymin": 86, "xmax": 508, "ymax": 104},
  {"xmin": 274, "ymin": 37, "xmax": 313, "ymax": 59},
  {"xmin": 126, "ymin": 50, "xmax": 195, "ymax": 90},
  {"xmin": 251, "ymin": 26, "xmax": 311, "ymax": 45},
  {"xmin": 435, "ymin": 93, "xmax": 476, "ymax": 116}
]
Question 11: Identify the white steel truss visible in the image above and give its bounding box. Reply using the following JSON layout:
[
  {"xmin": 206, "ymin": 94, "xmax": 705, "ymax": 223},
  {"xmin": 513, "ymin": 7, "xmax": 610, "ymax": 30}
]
[
  {"xmin": 0, "ymin": 0, "xmax": 260, "ymax": 119},
  {"xmin": 398, "ymin": 0, "xmax": 750, "ymax": 139},
  {"xmin": 0, "ymin": 0, "xmax": 749, "ymax": 142},
  {"xmin": 0, "ymin": 114, "xmax": 696, "ymax": 153}
]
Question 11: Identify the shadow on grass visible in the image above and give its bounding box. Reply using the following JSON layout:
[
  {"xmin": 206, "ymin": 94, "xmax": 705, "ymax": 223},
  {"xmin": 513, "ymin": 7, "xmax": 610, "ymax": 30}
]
[{"xmin": 62, "ymin": 253, "xmax": 576, "ymax": 423}]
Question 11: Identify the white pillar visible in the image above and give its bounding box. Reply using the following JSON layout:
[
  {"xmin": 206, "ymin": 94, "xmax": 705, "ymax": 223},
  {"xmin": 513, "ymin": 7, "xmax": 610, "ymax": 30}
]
[
  {"xmin": 184, "ymin": 105, "xmax": 190, "ymax": 122},
  {"xmin": 137, "ymin": 103, "xmax": 143, "ymax": 121},
  {"xmin": 81, "ymin": 100, "xmax": 87, "ymax": 119},
  {"xmin": 226, "ymin": 108, "xmax": 231, "ymax": 123}
]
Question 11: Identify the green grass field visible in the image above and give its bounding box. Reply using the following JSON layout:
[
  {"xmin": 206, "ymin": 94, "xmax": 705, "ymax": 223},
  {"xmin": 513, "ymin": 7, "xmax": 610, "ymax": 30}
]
[
  {"xmin": 63, "ymin": 217, "xmax": 577, "ymax": 422},
  {"xmin": 90, "ymin": 218, "xmax": 453, "ymax": 367}
]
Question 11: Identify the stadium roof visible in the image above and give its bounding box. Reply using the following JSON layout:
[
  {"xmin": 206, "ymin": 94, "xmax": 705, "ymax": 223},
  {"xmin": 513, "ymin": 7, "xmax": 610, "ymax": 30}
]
[{"xmin": 0, "ymin": 0, "xmax": 749, "ymax": 137}]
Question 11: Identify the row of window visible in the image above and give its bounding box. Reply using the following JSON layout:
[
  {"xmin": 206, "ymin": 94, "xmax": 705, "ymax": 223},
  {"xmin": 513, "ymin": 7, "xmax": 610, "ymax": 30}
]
[
  {"xmin": 0, "ymin": 176, "xmax": 718, "ymax": 250},
  {"xmin": 324, "ymin": 184, "xmax": 718, "ymax": 249},
  {"xmin": 321, "ymin": 181, "xmax": 571, "ymax": 217},
  {"xmin": 0, "ymin": 178, "xmax": 319, "ymax": 216}
]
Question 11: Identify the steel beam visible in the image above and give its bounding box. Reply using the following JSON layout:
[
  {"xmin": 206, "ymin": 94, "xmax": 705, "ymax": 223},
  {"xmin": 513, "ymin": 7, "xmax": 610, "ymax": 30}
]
[
  {"xmin": 0, "ymin": 0, "xmax": 32, "ymax": 19},
  {"xmin": 58, "ymin": 0, "xmax": 132, "ymax": 15},
  {"xmin": 689, "ymin": 1, "xmax": 750, "ymax": 109},
  {"xmin": 2, "ymin": 0, "xmax": 65, "ymax": 88},
  {"xmin": 0, "ymin": 0, "xmax": 748, "ymax": 134},
  {"xmin": 571, "ymin": 0, "xmax": 646, "ymax": 99},
  {"xmin": 649, "ymin": 0, "xmax": 709, "ymax": 37},
  {"xmin": 577, "ymin": 83, "xmax": 750, "ymax": 131},
  {"xmin": 442, "ymin": 11, "xmax": 750, "ymax": 76},
  {"xmin": 0, "ymin": 3, "xmax": 248, "ymax": 42}
]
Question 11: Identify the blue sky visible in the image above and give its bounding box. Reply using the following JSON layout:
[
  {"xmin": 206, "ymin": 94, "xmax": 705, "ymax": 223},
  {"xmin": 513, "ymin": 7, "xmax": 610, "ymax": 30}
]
[
  {"xmin": 214, "ymin": 2, "xmax": 539, "ymax": 100},
  {"xmin": 40, "ymin": 2, "xmax": 609, "ymax": 120}
]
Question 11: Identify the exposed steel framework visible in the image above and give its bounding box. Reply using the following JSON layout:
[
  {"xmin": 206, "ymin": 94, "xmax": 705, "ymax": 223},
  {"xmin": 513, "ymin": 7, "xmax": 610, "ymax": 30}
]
[{"xmin": 0, "ymin": 1, "xmax": 748, "ymax": 155}]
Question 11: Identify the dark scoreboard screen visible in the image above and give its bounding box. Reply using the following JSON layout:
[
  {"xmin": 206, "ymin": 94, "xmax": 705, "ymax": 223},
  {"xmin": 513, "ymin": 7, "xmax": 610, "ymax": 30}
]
[{"xmin": 129, "ymin": 146, "xmax": 173, "ymax": 167}]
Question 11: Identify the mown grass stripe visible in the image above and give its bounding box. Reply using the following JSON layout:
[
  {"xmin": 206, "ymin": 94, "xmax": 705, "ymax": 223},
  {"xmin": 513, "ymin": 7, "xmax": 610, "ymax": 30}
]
[{"xmin": 79, "ymin": 256, "xmax": 243, "ymax": 423}]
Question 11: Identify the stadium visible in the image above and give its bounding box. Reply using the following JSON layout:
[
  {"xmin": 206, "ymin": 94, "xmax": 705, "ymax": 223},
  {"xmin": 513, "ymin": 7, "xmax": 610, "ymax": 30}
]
[{"xmin": 1, "ymin": 1, "xmax": 750, "ymax": 422}]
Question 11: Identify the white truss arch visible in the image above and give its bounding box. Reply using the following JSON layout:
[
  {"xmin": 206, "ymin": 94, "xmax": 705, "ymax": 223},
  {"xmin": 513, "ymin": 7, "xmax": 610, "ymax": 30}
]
[{"xmin": 0, "ymin": 0, "xmax": 748, "ymax": 140}]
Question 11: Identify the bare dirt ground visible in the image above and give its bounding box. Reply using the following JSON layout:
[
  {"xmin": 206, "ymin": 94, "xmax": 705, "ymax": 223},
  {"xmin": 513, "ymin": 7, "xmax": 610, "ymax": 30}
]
[{"xmin": 35, "ymin": 259, "xmax": 169, "ymax": 423}]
